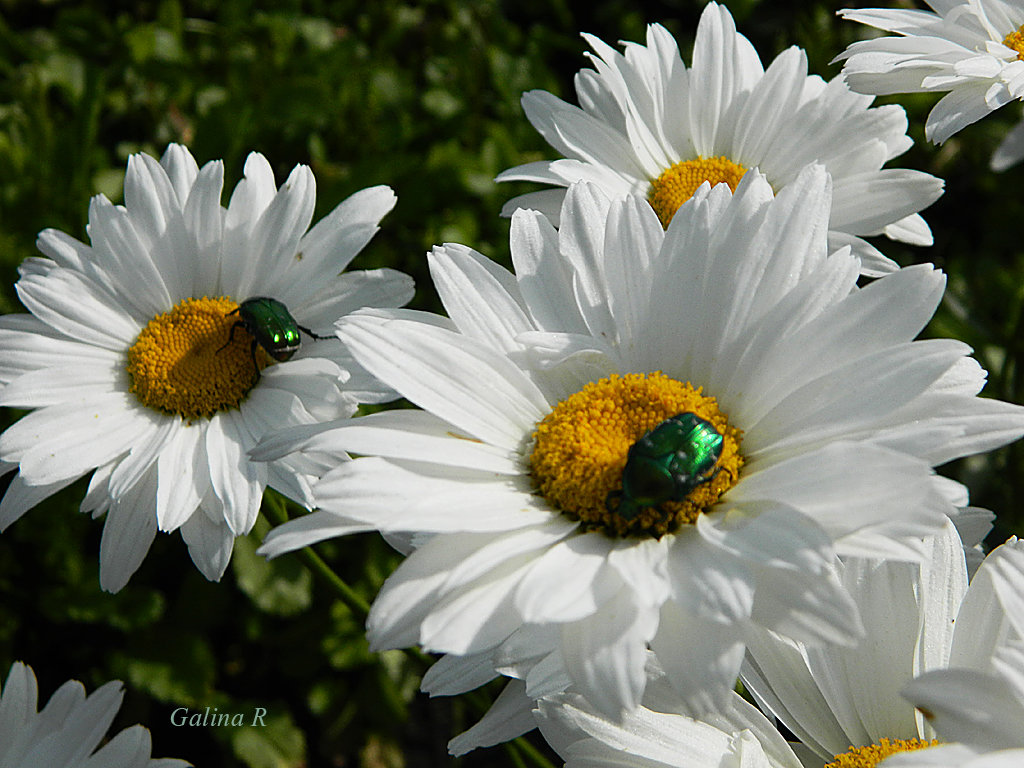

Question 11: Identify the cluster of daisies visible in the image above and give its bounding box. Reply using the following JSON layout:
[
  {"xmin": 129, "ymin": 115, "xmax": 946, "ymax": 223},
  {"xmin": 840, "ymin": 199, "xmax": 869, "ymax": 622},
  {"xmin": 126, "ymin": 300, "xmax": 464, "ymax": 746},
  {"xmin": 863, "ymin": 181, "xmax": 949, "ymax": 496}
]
[{"xmin": 3, "ymin": 1, "xmax": 1024, "ymax": 766}]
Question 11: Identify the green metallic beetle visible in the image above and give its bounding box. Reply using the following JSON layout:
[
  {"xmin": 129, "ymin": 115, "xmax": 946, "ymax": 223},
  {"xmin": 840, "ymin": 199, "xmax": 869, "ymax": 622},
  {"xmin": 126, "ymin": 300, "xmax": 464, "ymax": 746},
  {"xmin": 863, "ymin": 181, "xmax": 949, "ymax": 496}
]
[
  {"xmin": 606, "ymin": 412, "xmax": 724, "ymax": 521},
  {"xmin": 219, "ymin": 296, "xmax": 327, "ymax": 382}
]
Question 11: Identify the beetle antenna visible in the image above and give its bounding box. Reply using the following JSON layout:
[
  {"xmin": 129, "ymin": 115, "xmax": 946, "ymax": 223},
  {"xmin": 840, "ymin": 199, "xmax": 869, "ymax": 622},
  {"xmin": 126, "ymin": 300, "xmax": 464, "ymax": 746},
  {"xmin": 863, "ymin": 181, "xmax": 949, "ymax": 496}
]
[{"xmin": 296, "ymin": 324, "xmax": 330, "ymax": 341}]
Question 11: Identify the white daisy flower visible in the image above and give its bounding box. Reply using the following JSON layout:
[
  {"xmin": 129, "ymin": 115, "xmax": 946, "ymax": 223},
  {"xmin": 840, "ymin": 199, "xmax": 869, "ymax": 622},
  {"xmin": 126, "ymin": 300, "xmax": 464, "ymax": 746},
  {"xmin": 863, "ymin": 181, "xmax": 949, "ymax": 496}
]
[
  {"xmin": 837, "ymin": 0, "xmax": 1024, "ymax": 167},
  {"xmin": 881, "ymin": 538, "xmax": 1024, "ymax": 768},
  {"xmin": 0, "ymin": 144, "xmax": 413, "ymax": 592},
  {"xmin": 257, "ymin": 168, "xmax": 1024, "ymax": 722},
  {"xmin": 533, "ymin": 683, "xmax": 804, "ymax": 768},
  {"xmin": 743, "ymin": 522, "xmax": 1024, "ymax": 768},
  {"xmin": 496, "ymin": 1, "xmax": 944, "ymax": 276},
  {"xmin": 0, "ymin": 661, "xmax": 187, "ymax": 768}
]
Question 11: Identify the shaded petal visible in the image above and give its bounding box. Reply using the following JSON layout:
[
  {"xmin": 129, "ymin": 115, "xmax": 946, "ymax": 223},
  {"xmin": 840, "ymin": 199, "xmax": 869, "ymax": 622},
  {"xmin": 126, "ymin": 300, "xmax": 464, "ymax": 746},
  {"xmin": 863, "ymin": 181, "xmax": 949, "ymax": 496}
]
[
  {"xmin": 651, "ymin": 599, "xmax": 746, "ymax": 716},
  {"xmin": 337, "ymin": 313, "xmax": 549, "ymax": 451},
  {"xmin": 421, "ymin": 652, "xmax": 500, "ymax": 698},
  {"xmin": 2, "ymin": 394, "xmax": 147, "ymax": 485},
  {"xmin": 313, "ymin": 457, "xmax": 549, "ymax": 533},
  {"xmin": 179, "ymin": 507, "xmax": 235, "ymax": 582},
  {"xmin": 561, "ymin": 589, "xmax": 659, "ymax": 718},
  {"xmin": 447, "ymin": 680, "xmax": 534, "ymax": 756},
  {"xmin": 98, "ymin": 468, "xmax": 158, "ymax": 593},
  {"xmin": 206, "ymin": 413, "xmax": 263, "ymax": 536}
]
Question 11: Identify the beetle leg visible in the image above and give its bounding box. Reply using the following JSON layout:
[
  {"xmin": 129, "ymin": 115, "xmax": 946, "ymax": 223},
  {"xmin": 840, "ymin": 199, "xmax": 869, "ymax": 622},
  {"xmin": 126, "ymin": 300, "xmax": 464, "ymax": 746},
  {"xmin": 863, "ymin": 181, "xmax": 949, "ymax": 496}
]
[
  {"xmin": 607, "ymin": 490, "xmax": 643, "ymax": 521},
  {"xmin": 216, "ymin": 319, "xmax": 245, "ymax": 354},
  {"xmin": 605, "ymin": 489, "xmax": 623, "ymax": 514},
  {"xmin": 248, "ymin": 339, "xmax": 262, "ymax": 385}
]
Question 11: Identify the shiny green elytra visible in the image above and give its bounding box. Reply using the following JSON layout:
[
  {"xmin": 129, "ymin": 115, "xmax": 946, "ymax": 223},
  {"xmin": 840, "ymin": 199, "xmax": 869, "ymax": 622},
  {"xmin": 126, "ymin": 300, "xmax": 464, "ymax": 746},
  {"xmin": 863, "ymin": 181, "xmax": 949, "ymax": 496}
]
[
  {"xmin": 220, "ymin": 296, "xmax": 326, "ymax": 381},
  {"xmin": 606, "ymin": 412, "xmax": 724, "ymax": 520}
]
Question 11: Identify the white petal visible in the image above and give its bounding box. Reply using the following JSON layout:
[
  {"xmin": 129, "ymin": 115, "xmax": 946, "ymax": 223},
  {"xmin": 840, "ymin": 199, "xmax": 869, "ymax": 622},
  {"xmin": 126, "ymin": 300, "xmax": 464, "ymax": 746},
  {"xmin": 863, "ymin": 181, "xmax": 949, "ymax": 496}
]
[
  {"xmin": 520, "ymin": 90, "xmax": 647, "ymax": 178},
  {"xmin": 313, "ymin": 457, "xmax": 549, "ymax": 533},
  {"xmin": 159, "ymin": 143, "xmax": 199, "ymax": 203},
  {"xmin": 743, "ymin": 629, "xmax": 849, "ymax": 758},
  {"xmin": 602, "ymin": 195, "xmax": 663, "ymax": 367},
  {"xmin": 447, "ymin": 680, "xmax": 535, "ymax": 756},
  {"xmin": 650, "ymin": 599, "xmax": 746, "ymax": 716},
  {"xmin": 0, "ymin": 471, "xmax": 80, "ymax": 531},
  {"xmin": 98, "ymin": 469, "xmax": 158, "ymax": 593},
  {"xmin": 179, "ymin": 508, "xmax": 235, "ymax": 582},
  {"xmin": 989, "ymin": 540, "xmax": 1024, "ymax": 637},
  {"xmin": 2, "ymin": 394, "xmax": 146, "ymax": 485},
  {"xmin": 509, "ymin": 207, "xmax": 589, "ymax": 335},
  {"xmin": 258, "ymin": 410, "xmax": 522, "ymax": 475},
  {"xmin": 926, "ymin": 82, "xmax": 999, "ymax": 143},
  {"xmin": 182, "ymin": 159, "xmax": 226, "ymax": 295},
  {"xmin": 900, "ymin": 666, "xmax": 1024, "ymax": 751},
  {"xmin": 561, "ymin": 590, "xmax": 659, "ymax": 718},
  {"xmin": 727, "ymin": 442, "xmax": 940, "ymax": 541},
  {"xmin": 421, "ymin": 652, "xmax": 499, "ymax": 697},
  {"xmin": 688, "ymin": 1, "xmax": 765, "ymax": 156},
  {"xmin": 367, "ymin": 532, "xmax": 501, "ymax": 650},
  {"xmin": 83, "ymin": 195, "xmax": 174, "ymax": 317},
  {"xmin": 950, "ymin": 539, "xmax": 1024, "ymax": 668},
  {"xmin": 441, "ymin": 518, "xmax": 577, "ymax": 598},
  {"xmin": 156, "ymin": 424, "xmax": 207, "ymax": 533},
  {"xmin": 291, "ymin": 267, "xmax": 414, "ymax": 334},
  {"xmin": 123, "ymin": 153, "xmax": 192, "ymax": 301},
  {"xmin": 428, "ymin": 243, "xmax": 534, "ymax": 353},
  {"xmin": 15, "ymin": 267, "xmax": 139, "ymax": 350},
  {"xmin": 206, "ymin": 414, "xmax": 263, "ymax": 535},
  {"xmin": 514, "ymin": 535, "xmax": 622, "ymax": 623},
  {"xmin": 242, "ymin": 163, "xmax": 316, "ymax": 300},
  {"xmin": 830, "ymin": 169, "xmax": 944, "ymax": 235},
  {"xmin": 294, "ymin": 184, "xmax": 397, "ymax": 278},
  {"xmin": 664, "ymin": 530, "xmax": 755, "ymax": 624},
  {"xmin": 751, "ymin": 555, "xmax": 862, "ymax": 646},
  {"xmin": 883, "ymin": 213, "xmax": 935, "ymax": 246},
  {"xmin": 421, "ymin": 560, "xmax": 532, "ymax": 654},
  {"xmin": 258, "ymin": 510, "xmax": 376, "ymax": 558},
  {"xmin": 556, "ymin": 183, "xmax": 616, "ymax": 340},
  {"xmin": 917, "ymin": 520, "xmax": 970, "ymax": 673},
  {"xmin": 0, "ymin": 359, "xmax": 121, "ymax": 408},
  {"xmin": 337, "ymin": 313, "xmax": 549, "ymax": 451},
  {"xmin": 107, "ymin": 413, "xmax": 176, "ymax": 500}
]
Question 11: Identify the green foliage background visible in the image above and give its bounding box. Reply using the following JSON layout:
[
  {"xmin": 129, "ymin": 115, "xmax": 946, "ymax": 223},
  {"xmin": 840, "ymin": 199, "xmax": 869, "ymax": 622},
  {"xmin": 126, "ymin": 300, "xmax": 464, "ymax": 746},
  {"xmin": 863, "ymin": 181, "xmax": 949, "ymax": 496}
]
[{"xmin": 1, "ymin": 0, "xmax": 1023, "ymax": 765}]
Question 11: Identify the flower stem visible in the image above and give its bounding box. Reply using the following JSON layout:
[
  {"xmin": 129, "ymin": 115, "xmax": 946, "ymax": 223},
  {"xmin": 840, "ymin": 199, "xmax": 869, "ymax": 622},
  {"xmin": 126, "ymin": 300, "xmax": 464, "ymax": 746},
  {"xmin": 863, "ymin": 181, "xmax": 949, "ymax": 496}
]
[
  {"xmin": 506, "ymin": 735, "xmax": 556, "ymax": 768},
  {"xmin": 260, "ymin": 491, "xmax": 371, "ymax": 621}
]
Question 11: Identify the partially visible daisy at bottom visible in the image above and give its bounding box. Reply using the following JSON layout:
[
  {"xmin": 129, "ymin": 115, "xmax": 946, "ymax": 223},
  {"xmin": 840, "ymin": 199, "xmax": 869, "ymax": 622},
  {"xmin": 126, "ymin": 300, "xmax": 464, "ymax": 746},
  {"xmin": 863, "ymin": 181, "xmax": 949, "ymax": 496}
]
[
  {"xmin": 0, "ymin": 144, "xmax": 413, "ymax": 591},
  {"xmin": 836, "ymin": 1, "xmax": 1024, "ymax": 171},
  {"xmin": 0, "ymin": 661, "xmax": 187, "ymax": 768},
  {"xmin": 528, "ymin": 526, "xmax": 1024, "ymax": 768},
  {"xmin": 533, "ymin": 680, "xmax": 804, "ymax": 768},
  {"xmin": 882, "ymin": 540, "xmax": 1024, "ymax": 768},
  {"xmin": 256, "ymin": 166, "xmax": 1024, "ymax": 739},
  {"xmin": 742, "ymin": 521, "xmax": 1024, "ymax": 768}
]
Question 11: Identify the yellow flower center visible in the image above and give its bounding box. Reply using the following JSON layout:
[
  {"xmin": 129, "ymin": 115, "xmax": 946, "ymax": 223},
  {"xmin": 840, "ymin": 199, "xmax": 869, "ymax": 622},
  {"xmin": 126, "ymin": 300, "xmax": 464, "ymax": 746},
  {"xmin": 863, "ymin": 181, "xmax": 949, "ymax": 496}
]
[
  {"xmin": 529, "ymin": 372, "xmax": 742, "ymax": 537},
  {"xmin": 647, "ymin": 155, "xmax": 748, "ymax": 228},
  {"xmin": 825, "ymin": 738, "xmax": 941, "ymax": 768},
  {"xmin": 1004, "ymin": 25, "xmax": 1024, "ymax": 60},
  {"xmin": 126, "ymin": 296, "xmax": 269, "ymax": 421}
]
